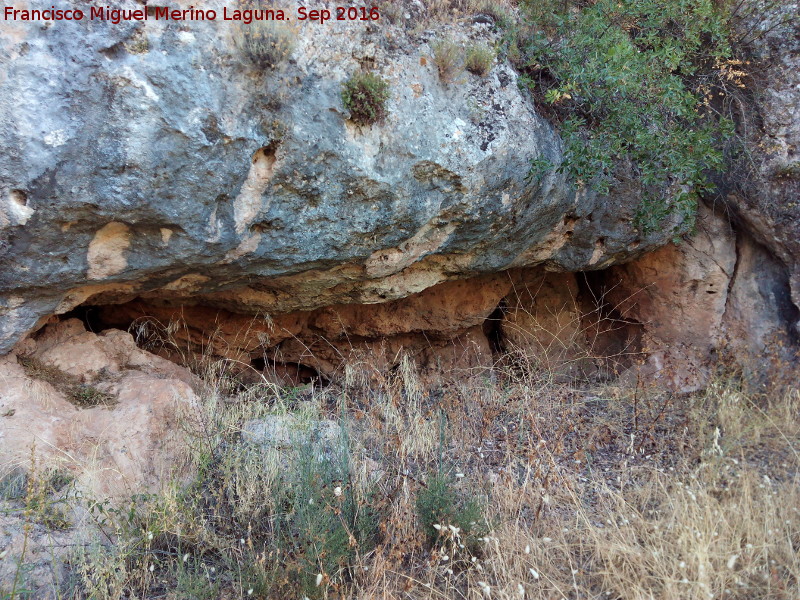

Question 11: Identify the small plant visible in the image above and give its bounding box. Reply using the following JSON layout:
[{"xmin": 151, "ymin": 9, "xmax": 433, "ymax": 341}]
[
  {"xmin": 235, "ymin": 3, "xmax": 295, "ymax": 69},
  {"xmin": 431, "ymin": 38, "xmax": 463, "ymax": 84},
  {"xmin": 70, "ymin": 384, "xmax": 115, "ymax": 408},
  {"xmin": 416, "ymin": 412, "xmax": 487, "ymax": 553},
  {"xmin": 0, "ymin": 469, "xmax": 27, "ymax": 501},
  {"xmin": 416, "ymin": 473, "xmax": 485, "ymax": 550},
  {"xmin": 341, "ymin": 71, "xmax": 391, "ymax": 126},
  {"xmin": 465, "ymin": 42, "xmax": 495, "ymax": 76},
  {"xmin": 469, "ymin": 0, "xmax": 513, "ymax": 29}
]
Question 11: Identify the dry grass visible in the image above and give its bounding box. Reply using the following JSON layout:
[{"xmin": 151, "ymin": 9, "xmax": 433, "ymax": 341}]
[
  {"xmin": 16, "ymin": 356, "xmax": 116, "ymax": 409},
  {"xmin": 233, "ymin": 2, "xmax": 296, "ymax": 70},
  {"xmin": 431, "ymin": 38, "xmax": 464, "ymax": 84},
  {"xmin": 2, "ymin": 319, "xmax": 798, "ymax": 599},
  {"xmin": 421, "ymin": 0, "xmax": 515, "ymax": 24}
]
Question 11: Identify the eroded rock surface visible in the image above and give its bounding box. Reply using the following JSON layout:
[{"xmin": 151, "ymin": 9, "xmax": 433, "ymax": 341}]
[
  {"xmin": 0, "ymin": 319, "xmax": 197, "ymax": 499},
  {"xmin": 0, "ymin": 0, "xmax": 680, "ymax": 354},
  {"xmin": 722, "ymin": 0, "xmax": 800, "ymax": 338}
]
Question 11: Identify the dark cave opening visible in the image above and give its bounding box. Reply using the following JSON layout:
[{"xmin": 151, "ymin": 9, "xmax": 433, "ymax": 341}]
[
  {"xmin": 63, "ymin": 304, "xmax": 107, "ymax": 336},
  {"xmin": 576, "ymin": 269, "xmax": 645, "ymax": 376},
  {"xmin": 483, "ymin": 299, "xmax": 508, "ymax": 356}
]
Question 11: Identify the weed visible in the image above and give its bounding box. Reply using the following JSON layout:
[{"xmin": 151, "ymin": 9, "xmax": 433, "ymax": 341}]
[
  {"xmin": 234, "ymin": 2, "xmax": 295, "ymax": 69},
  {"xmin": 416, "ymin": 473, "xmax": 485, "ymax": 550},
  {"xmin": 469, "ymin": 0, "xmax": 513, "ymax": 29},
  {"xmin": 431, "ymin": 38, "xmax": 463, "ymax": 84},
  {"xmin": 70, "ymin": 384, "xmax": 115, "ymax": 408},
  {"xmin": 464, "ymin": 43, "xmax": 495, "ymax": 77},
  {"xmin": 17, "ymin": 356, "xmax": 116, "ymax": 409},
  {"xmin": 0, "ymin": 469, "xmax": 27, "ymax": 501},
  {"xmin": 4, "ymin": 311, "xmax": 797, "ymax": 599},
  {"xmin": 465, "ymin": 42, "xmax": 495, "ymax": 76},
  {"xmin": 341, "ymin": 71, "xmax": 390, "ymax": 126}
]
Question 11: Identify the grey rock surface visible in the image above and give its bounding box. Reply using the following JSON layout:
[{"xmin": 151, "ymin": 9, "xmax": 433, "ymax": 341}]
[
  {"xmin": 242, "ymin": 414, "xmax": 341, "ymax": 450},
  {"xmin": 0, "ymin": 0, "xmax": 688, "ymax": 353},
  {"xmin": 723, "ymin": 0, "xmax": 800, "ymax": 338}
]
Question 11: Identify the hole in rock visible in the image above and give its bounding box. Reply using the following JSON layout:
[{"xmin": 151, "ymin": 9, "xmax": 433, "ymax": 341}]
[
  {"xmin": 10, "ymin": 189, "xmax": 27, "ymax": 207},
  {"xmin": 63, "ymin": 304, "xmax": 106, "ymax": 334},
  {"xmin": 249, "ymin": 355, "xmax": 323, "ymax": 387},
  {"xmin": 576, "ymin": 270, "xmax": 645, "ymax": 378},
  {"xmin": 483, "ymin": 300, "xmax": 507, "ymax": 356}
]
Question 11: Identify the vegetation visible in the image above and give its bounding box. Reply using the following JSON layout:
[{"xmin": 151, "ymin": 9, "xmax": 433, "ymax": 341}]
[
  {"xmin": 341, "ymin": 71, "xmax": 390, "ymax": 126},
  {"xmin": 17, "ymin": 356, "xmax": 115, "ymax": 408},
  {"xmin": 465, "ymin": 42, "xmax": 496, "ymax": 77},
  {"xmin": 2, "ymin": 330, "xmax": 798, "ymax": 598},
  {"xmin": 431, "ymin": 38, "xmax": 463, "ymax": 84},
  {"xmin": 234, "ymin": 3, "xmax": 295, "ymax": 70},
  {"xmin": 419, "ymin": 0, "xmax": 514, "ymax": 27},
  {"xmin": 511, "ymin": 0, "xmax": 740, "ymax": 233},
  {"xmin": 468, "ymin": 0, "xmax": 513, "ymax": 29}
]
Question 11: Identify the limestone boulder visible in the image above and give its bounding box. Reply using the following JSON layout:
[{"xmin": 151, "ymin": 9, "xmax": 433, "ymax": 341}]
[{"xmin": 0, "ymin": 0, "xmax": 683, "ymax": 355}]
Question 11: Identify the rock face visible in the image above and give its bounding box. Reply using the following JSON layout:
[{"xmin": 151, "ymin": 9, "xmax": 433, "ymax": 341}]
[
  {"xmin": 722, "ymin": 0, "xmax": 800, "ymax": 338},
  {"xmin": 0, "ymin": 0, "xmax": 797, "ymax": 395},
  {"xmin": 0, "ymin": 319, "xmax": 197, "ymax": 499},
  {"xmin": 92, "ymin": 272, "xmax": 509, "ymax": 380},
  {"xmin": 0, "ymin": 0, "xmax": 679, "ymax": 355}
]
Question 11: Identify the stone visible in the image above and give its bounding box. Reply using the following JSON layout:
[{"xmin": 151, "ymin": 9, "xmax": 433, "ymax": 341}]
[
  {"xmin": 0, "ymin": 320, "xmax": 198, "ymax": 500},
  {"xmin": 720, "ymin": 0, "xmax": 800, "ymax": 338},
  {"xmin": 0, "ymin": 1, "xmax": 683, "ymax": 355},
  {"xmin": 604, "ymin": 204, "xmax": 797, "ymax": 390},
  {"xmin": 242, "ymin": 414, "xmax": 341, "ymax": 449},
  {"xmin": 501, "ymin": 270, "xmax": 592, "ymax": 378}
]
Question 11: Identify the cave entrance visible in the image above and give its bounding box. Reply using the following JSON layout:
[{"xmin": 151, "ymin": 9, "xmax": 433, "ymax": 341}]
[{"xmin": 61, "ymin": 301, "xmax": 325, "ymax": 388}]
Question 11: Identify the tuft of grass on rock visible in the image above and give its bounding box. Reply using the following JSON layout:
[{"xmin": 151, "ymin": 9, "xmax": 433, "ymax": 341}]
[
  {"xmin": 234, "ymin": 4, "xmax": 295, "ymax": 70},
  {"xmin": 431, "ymin": 38, "xmax": 463, "ymax": 84},
  {"xmin": 341, "ymin": 71, "xmax": 391, "ymax": 126},
  {"xmin": 465, "ymin": 42, "xmax": 495, "ymax": 76},
  {"xmin": 17, "ymin": 355, "xmax": 116, "ymax": 409}
]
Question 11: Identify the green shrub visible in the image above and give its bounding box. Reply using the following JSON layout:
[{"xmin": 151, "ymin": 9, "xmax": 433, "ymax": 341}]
[
  {"xmin": 465, "ymin": 42, "xmax": 495, "ymax": 76},
  {"xmin": 416, "ymin": 472, "xmax": 486, "ymax": 553},
  {"xmin": 341, "ymin": 71, "xmax": 391, "ymax": 126},
  {"xmin": 416, "ymin": 411, "xmax": 486, "ymax": 554},
  {"xmin": 431, "ymin": 38, "xmax": 463, "ymax": 84},
  {"xmin": 76, "ymin": 413, "xmax": 379, "ymax": 600},
  {"xmin": 513, "ymin": 0, "xmax": 737, "ymax": 233}
]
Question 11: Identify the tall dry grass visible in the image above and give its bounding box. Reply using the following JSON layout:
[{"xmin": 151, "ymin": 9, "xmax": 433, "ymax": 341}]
[{"xmin": 2, "ymin": 308, "xmax": 798, "ymax": 599}]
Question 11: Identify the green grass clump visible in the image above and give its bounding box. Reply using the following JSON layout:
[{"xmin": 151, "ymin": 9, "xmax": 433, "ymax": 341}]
[
  {"xmin": 341, "ymin": 71, "xmax": 391, "ymax": 126},
  {"xmin": 465, "ymin": 42, "xmax": 495, "ymax": 76},
  {"xmin": 416, "ymin": 472, "xmax": 486, "ymax": 551}
]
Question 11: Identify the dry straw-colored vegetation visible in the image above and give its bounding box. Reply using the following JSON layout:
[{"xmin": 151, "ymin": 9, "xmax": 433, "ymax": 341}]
[
  {"xmin": 2, "ymin": 296, "xmax": 798, "ymax": 599},
  {"xmin": 432, "ymin": 37, "xmax": 464, "ymax": 84},
  {"xmin": 422, "ymin": 0, "xmax": 515, "ymax": 25},
  {"xmin": 233, "ymin": 2, "xmax": 296, "ymax": 69}
]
